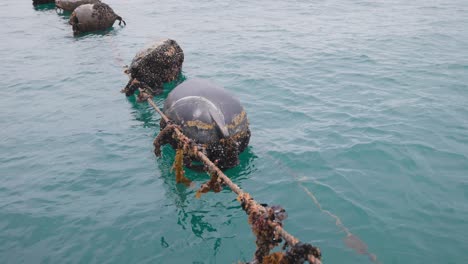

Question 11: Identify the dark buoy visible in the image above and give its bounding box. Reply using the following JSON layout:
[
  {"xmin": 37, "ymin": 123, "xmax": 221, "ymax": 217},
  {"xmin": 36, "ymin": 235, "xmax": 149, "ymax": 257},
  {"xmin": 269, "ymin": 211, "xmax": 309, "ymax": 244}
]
[
  {"xmin": 33, "ymin": 0, "xmax": 55, "ymax": 5},
  {"xmin": 56, "ymin": 0, "xmax": 100, "ymax": 12},
  {"xmin": 159, "ymin": 78, "xmax": 250, "ymax": 169},
  {"xmin": 69, "ymin": 3, "xmax": 125, "ymax": 35},
  {"xmin": 122, "ymin": 39, "xmax": 184, "ymax": 100}
]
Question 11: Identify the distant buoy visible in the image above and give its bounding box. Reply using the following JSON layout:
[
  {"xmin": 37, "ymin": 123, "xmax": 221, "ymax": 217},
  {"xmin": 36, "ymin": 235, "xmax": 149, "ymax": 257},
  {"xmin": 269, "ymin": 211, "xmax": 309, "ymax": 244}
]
[
  {"xmin": 56, "ymin": 0, "xmax": 100, "ymax": 12},
  {"xmin": 69, "ymin": 3, "xmax": 125, "ymax": 35}
]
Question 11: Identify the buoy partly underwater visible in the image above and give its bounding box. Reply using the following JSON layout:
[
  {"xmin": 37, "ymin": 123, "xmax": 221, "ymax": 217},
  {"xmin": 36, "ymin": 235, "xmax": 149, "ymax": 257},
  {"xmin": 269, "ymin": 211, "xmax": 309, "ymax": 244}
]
[
  {"xmin": 69, "ymin": 2, "xmax": 125, "ymax": 35},
  {"xmin": 157, "ymin": 78, "xmax": 251, "ymax": 169},
  {"xmin": 122, "ymin": 39, "xmax": 185, "ymax": 100}
]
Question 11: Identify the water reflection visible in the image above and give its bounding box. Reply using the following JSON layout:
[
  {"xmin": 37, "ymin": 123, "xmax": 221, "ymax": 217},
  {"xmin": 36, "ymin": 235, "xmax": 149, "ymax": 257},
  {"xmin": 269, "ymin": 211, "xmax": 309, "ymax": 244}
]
[
  {"xmin": 155, "ymin": 145, "xmax": 257, "ymax": 238},
  {"xmin": 71, "ymin": 27, "xmax": 121, "ymax": 38},
  {"xmin": 54, "ymin": 6, "xmax": 71, "ymax": 19},
  {"xmin": 126, "ymin": 95, "xmax": 161, "ymax": 128},
  {"xmin": 157, "ymin": 155, "xmax": 219, "ymax": 239}
]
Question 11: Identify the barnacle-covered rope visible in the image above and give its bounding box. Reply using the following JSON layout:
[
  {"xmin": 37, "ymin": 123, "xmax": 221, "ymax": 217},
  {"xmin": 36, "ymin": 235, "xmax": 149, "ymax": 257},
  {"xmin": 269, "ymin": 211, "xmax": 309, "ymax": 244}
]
[{"xmin": 147, "ymin": 98, "xmax": 322, "ymax": 264}]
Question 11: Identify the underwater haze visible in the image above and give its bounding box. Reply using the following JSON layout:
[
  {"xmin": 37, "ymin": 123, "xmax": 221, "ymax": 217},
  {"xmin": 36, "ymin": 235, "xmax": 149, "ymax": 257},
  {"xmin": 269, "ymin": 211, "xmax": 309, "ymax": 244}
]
[{"xmin": 1, "ymin": 0, "xmax": 468, "ymax": 263}]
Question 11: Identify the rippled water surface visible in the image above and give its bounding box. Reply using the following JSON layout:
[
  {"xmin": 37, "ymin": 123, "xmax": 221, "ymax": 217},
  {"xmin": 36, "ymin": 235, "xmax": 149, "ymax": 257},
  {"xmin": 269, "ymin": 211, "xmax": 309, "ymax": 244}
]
[{"xmin": 1, "ymin": 0, "xmax": 468, "ymax": 263}]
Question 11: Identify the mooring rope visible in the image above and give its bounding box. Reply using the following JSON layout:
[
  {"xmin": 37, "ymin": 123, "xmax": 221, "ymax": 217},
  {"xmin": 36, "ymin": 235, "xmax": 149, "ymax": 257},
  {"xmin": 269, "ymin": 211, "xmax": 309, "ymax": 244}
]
[
  {"xmin": 146, "ymin": 98, "xmax": 322, "ymax": 264},
  {"xmin": 32, "ymin": 2, "xmax": 323, "ymax": 262},
  {"xmin": 268, "ymin": 156, "xmax": 380, "ymax": 264},
  {"xmin": 104, "ymin": 33, "xmax": 373, "ymax": 263}
]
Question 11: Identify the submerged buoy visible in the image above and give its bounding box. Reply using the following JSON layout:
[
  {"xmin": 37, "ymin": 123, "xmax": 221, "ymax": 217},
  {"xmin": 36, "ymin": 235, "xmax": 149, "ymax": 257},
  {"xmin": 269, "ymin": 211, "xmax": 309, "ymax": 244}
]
[
  {"xmin": 32, "ymin": 0, "xmax": 55, "ymax": 5},
  {"xmin": 69, "ymin": 2, "xmax": 125, "ymax": 35},
  {"xmin": 161, "ymin": 78, "xmax": 250, "ymax": 169},
  {"xmin": 122, "ymin": 39, "xmax": 185, "ymax": 99},
  {"xmin": 56, "ymin": 0, "xmax": 100, "ymax": 12}
]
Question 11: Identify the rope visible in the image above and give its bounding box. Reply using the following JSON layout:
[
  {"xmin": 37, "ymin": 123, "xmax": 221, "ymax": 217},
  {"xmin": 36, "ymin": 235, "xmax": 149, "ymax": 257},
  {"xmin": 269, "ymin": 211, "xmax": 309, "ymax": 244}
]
[
  {"xmin": 58, "ymin": 2, "xmax": 372, "ymax": 262},
  {"xmin": 268, "ymin": 156, "xmax": 380, "ymax": 264},
  {"xmin": 146, "ymin": 98, "xmax": 322, "ymax": 264}
]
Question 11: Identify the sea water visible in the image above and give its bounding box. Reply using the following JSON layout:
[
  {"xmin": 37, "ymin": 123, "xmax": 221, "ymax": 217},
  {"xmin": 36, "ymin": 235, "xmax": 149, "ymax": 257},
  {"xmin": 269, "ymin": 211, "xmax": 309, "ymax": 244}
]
[{"xmin": 1, "ymin": 0, "xmax": 467, "ymax": 263}]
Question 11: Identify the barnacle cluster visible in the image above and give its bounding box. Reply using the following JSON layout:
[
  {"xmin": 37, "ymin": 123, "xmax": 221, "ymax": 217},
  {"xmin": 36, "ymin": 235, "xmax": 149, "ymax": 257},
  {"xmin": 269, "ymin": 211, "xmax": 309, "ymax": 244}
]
[
  {"xmin": 236, "ymin": 193, "xmax": 321, "ymax": 264},
  {"xmin": 122, "ymin": 39, "xmax": 184, "ymax": 97}
]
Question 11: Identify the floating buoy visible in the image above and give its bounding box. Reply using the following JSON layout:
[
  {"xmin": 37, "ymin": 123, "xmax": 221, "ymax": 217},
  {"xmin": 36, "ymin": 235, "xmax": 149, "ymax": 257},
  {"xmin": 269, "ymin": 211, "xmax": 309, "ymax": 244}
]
[
  {"xmin": 122, "ymin": 39, "xmax": 184, "ymax": 99},
  {"xmin": 69, "ymin": 2, "xmax": 125, "ymax": 35},
  {"xmin": 156, "ymin": 78, "xmax": 250, "ymax": 169},
  {"xmin": 56, "ymin": 0, "xmax": 100, "ymax": 12}
]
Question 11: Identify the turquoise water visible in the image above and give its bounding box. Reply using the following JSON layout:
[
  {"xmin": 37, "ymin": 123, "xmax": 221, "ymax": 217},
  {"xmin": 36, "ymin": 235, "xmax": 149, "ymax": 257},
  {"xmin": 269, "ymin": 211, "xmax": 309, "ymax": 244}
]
[{"xmin": 1, "ymin": 0, "xmax": 468, "ymax": 263}]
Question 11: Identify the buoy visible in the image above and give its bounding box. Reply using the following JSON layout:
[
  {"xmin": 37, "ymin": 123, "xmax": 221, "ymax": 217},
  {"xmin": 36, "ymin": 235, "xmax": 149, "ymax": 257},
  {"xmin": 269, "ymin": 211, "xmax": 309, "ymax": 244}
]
[
  {"xmin": 122, "ymin": 39, "xmax": 184, "ymax": 99},
  {"xmin": 157, "ymin": 78, "xmax": 250, "ymax": 169},
  {"xmin": 56, "ymin": 0, "xmax": 101, "ymax": 12},
  {"xmin": 69, "ymin": 2, "xmax": 125, "ymax": 35}
]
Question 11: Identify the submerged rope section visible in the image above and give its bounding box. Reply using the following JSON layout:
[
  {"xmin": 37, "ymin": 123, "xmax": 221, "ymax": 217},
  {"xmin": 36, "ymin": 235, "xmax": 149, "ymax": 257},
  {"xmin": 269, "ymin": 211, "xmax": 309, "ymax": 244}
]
[
  {"xmin": 147, "ymin": 98, "xmax": 322, "ymax": 264},
  {"xmin": 269, "ymin": 157, "xmax": 380, "ymax": 264}
]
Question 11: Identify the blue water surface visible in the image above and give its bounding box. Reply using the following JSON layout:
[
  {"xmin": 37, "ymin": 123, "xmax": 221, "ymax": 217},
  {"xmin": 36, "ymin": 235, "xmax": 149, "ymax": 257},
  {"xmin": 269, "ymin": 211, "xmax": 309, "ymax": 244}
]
[{"xmin": 1, "ymin": 0, "xmax": 468, "ymax": 263}]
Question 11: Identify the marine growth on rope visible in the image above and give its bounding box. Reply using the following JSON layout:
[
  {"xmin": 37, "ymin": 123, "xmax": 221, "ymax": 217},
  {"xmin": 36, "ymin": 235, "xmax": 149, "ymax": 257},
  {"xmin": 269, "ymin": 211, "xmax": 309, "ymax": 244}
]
[
  {"xmin": 68, "ymin": 2, "xmax": 125, "ymax": 35},
  {"xmin": 122, "ymin": 39, "xmax": 184, "ymax": 100}
]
